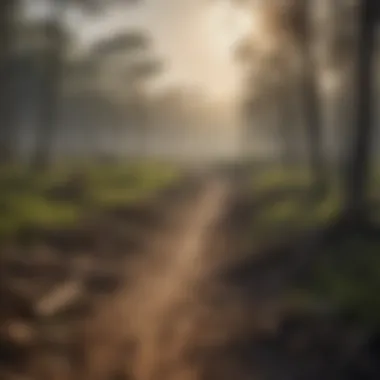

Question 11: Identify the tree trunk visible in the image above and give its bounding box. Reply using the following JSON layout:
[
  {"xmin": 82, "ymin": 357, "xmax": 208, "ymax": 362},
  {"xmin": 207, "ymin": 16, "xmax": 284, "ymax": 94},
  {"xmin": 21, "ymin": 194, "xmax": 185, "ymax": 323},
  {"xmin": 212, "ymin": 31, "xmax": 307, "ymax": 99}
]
[
  {"xmin": 32, "ymin": 14, "xmax": 64, "ymax": 171},
  {"xmin": 241, "ymin": 98, "xmax": 255, "ymax": 161},
  {"xmin": 277, "ymin": 84, "xmax": 298, "ymax": 168},
  {"xmin": 136, "ymin": 96, "xmax": 148, "ymax": 160},
  {"xmin": 0, "ymin": 0, "xmax": 16, "ymax": 164},
  {"xmin": 301, "ymin": 55, "xmax": 327, "ymax": 196},
  {"xmin": 297, "ymin": 0, "xmax": 328, "ymax": 197},
  {"xmin": 343, "ymin": 0, "xmax": 377, "ymax": 222}
]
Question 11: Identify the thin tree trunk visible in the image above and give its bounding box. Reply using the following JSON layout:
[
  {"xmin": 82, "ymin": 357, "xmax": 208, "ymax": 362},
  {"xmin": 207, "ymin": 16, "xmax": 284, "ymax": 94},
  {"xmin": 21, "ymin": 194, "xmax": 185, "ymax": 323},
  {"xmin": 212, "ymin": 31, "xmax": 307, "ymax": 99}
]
[
  {"xmin": 32, "ymin": 13, "xmax": 64, "ymax": 171},
  {"xmin": 91, "ymin": 124, "xmax": 103, "ymax": 161},
  {"xmin": 297, "ymin": 0, "xmax": 328, "ymax": 196},
  {"xmin": 241, "ymin": 98, "xmax": 255, "ymax": 160},
  {"xmin": 277, "ymin": 84, "xmax": 298, "ymax": 168},
  {"xmin": 136, "ymin": 96, "xmax": 148, "ymax": 160},
  {"xmin": 343, "ymin": 0, "xmax": 377, "ymax": 222},
  {"xmin": 0, "ymin": 0, "xmax": 16, "ymax": 164},
  {"xmin": 301, "ymin": 55, "xmax": 327, "ymax": 196}
]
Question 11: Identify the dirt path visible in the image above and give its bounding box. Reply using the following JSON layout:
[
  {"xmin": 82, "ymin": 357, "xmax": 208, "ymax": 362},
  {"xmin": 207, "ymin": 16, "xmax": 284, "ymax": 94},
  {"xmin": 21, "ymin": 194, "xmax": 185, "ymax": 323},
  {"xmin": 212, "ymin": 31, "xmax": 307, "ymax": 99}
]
[
  {"xmin": 132, "ymin": 177, "xmax": 229, "ymax": 380},
  {"xmin": 80, "ymin": 176, "xmax": 231, "ymax": 380}
]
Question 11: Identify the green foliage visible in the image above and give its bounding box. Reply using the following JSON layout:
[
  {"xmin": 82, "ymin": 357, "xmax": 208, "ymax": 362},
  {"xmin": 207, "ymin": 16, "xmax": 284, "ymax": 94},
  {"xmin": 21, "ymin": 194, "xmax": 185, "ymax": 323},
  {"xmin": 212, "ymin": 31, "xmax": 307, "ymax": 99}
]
[
  {"xmin": 250, "ymin": 168, "xmax": 380, "ymax": 327},
  {"xmin": 252, "ymin": 167, "xmax": 313, "ymax": 193},
  {"xmin": 0, "ymin": 163, "xmax": 179, "ymax": 240},
  {"xmin": 251, "ymin": 168, "xmax": 342, "ymax": 241},
  {"xmin": 83, "ymin": 163, "xmax": 178, "ymax": 207}
]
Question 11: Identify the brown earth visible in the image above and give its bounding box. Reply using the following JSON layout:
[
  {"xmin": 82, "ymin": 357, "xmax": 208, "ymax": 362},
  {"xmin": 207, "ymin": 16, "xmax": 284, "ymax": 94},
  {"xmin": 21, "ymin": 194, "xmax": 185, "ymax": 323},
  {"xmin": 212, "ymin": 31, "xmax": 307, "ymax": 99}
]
[{"xmin": 0, "ymin": 173, "xmax": 379, "ymax": 380}]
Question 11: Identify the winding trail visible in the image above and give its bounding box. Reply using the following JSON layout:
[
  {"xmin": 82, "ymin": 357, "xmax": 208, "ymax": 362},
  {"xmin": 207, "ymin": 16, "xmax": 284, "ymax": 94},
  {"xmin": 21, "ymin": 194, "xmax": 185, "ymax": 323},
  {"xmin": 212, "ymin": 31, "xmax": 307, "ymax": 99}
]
[
  {"xmin": 81, "ymin": 176, "xmax": 231, "ymax": 380},
  {"xmin": 132, "ymin": 177, "xmax": 229, "ymax": 380}
]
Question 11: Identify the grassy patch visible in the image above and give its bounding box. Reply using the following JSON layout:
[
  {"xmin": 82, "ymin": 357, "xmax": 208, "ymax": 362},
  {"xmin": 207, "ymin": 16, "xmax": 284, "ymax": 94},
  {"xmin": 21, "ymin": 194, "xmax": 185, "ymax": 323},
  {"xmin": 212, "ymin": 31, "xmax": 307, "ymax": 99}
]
[
  {"xmin": 251, "ymin": 190, "xmax": 342, "ymax": 244},
  {"xmin": 83, "ymin": 162, "xmax": 178, "ymax": 207},
  {"xmin": 250, "ymin": 167, "xmax": 380, "ymax": 326},
  {"xmin": 249, "ymin": 167, "xmax": 345, "ymax": 241},
  {"xmin": 252, "ymin": 167, "xmax": 313, "ymax": 193},
  {"xmin": 0, "ymin": 163, "xmax": 179, "ymax": 240}
]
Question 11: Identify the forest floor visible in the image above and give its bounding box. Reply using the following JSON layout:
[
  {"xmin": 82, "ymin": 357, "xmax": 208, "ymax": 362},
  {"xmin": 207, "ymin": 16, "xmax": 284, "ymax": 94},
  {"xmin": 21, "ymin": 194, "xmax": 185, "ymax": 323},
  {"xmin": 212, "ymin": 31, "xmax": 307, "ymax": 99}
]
[{"xmin": 1, "ymin": 165, "xmax": 380, "ymax": 380}]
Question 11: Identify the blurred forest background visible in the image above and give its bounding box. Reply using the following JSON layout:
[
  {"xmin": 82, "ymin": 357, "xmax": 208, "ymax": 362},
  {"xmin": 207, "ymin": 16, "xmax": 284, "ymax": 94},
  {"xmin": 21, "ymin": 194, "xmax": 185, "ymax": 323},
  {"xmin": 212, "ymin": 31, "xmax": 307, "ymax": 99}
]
[
  {"xmin": 1, "ymin": 0, "xmax": 243, "ymax": 168},
  {"xmin": 2, "ymin": 1, "xmax": 380, "ymax": 379},
  {"xmin": 0, "ymin": 0, "xmax": 380, "ymax": 224}
]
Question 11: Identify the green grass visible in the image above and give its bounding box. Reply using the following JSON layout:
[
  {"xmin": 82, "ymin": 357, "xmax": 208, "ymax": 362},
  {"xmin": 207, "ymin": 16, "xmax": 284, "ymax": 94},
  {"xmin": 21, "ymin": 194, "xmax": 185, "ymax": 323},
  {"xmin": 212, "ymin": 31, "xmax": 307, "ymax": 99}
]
[
  {"xmin": 250, "ymin": 166, "xmax": 380, "ymax": 231},
  {"xmin": 251, "ymin": 167, "xmax": 380, "ymax": 327},
  {"xmin": 0, "ymin": 162, "xmax": 180, "ymax": 240},
  {"xmin": 252, "ymin": 167, "xmax": 313, "ymax": 193},
  {"xmin": 250, "ymin": 167, "xmax": 343, "ymax": 242},
  {"xmin": 82, "ymin": 162, "xmax": 179, "ymax": 207}
]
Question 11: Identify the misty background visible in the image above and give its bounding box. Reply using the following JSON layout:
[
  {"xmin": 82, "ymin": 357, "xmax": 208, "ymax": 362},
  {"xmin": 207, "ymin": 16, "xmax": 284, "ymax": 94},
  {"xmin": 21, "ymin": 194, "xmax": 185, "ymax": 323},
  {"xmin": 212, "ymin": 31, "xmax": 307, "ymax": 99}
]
[
  {"xmin": 9, "ymin": 0, "xmax": 251, "ymax": 165},
  {"xmin": 3, "ymin": 0, "xmax": 380, "ymax": 171},
  {"xmin": 3, "ymin": 2, "xmax": 380, "ymax": 380}
]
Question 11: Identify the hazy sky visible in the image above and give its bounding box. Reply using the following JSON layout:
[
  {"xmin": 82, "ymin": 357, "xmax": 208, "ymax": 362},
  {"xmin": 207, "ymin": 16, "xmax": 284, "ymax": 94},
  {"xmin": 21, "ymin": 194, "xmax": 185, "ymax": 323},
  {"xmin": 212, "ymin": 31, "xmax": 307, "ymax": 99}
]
[
  {"xmin": 23, "ymin": 0, "xmax": 254, "ymax": 101},
  {"xmin": 70, "ymin": 0, "xmax": 253, "ymax": 101}
]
